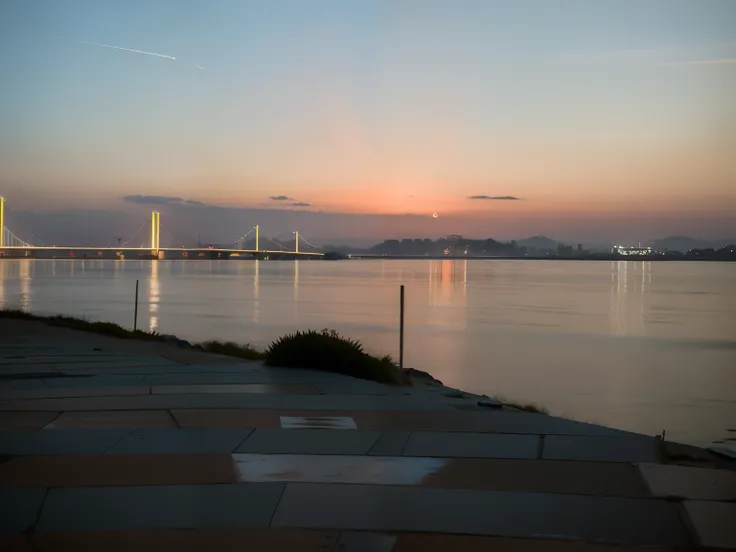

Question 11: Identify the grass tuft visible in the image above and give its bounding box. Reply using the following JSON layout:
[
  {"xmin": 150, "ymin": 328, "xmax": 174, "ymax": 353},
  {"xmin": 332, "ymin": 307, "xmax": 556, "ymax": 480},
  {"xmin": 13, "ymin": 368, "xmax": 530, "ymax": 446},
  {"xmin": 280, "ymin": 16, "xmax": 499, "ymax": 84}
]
[{"xmin": 265, "ymin": 328, "xmax": 410, "ymax": 385}]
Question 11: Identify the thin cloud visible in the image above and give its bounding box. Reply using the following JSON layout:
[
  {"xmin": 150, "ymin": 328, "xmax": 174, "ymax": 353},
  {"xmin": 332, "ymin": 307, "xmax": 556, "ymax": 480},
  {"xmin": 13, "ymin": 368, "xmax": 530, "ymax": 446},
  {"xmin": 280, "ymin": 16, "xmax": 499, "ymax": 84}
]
[
  {"xmin": 122, "ymin": 195, "xmax": 204, "ymax": 207},
  {"xmin": 291, "ymin": 202, "xmax": 311, "ymax": 207},
  {"xmin": 269, "ymin": 195, "xmax": 293, "ymax": 201},
  {"xmin": 77, "ymin": 40, "xmax": 176, "ymax": 60},
  {"xmin": 195, "ymin": 64, "xmax": 206, "ymax": 70},
  {"xmin": 654, "ymin": 58, "xmax": 736, "ymax": 67},
  {"xmin": 468, "ymin": 195, "xmax": 521, "ymax": 201}
]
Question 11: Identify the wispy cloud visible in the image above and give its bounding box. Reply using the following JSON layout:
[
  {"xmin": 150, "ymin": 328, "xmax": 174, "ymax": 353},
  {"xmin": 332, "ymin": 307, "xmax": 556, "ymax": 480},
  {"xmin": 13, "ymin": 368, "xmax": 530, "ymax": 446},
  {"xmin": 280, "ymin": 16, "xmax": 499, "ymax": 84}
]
[
  {"xmin": 468, "ymin": 195, "xmax": 521, "ymax": 201},
  {"xmin": 122, "ymin": 195, "xmax": 203, "ymax": 206},
  {"xmin": 77, "ymin": 40, "xmax": 176, "ymax": 60},
  {"xmin": 654, "ymin": 58, "xmax": 736, "ymax": 67},
  {"xmin": 269, "ymin": 195, "xmax": 293, "ymax": 201},
  {"xmin": 195, "ymin": 64, "xmax": 206, "ymax": 70},
  {"xmin": 291, "ymin": 202, "xmax": 311, "ymax": 207}
]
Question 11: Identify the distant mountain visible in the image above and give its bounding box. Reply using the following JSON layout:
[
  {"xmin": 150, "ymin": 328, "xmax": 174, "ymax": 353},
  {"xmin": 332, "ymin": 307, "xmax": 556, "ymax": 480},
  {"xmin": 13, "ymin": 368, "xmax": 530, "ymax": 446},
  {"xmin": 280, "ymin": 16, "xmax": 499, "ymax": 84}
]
[
  {"xmin": 649, "ymin": 236, "xmax": 736, "ymax": 252},
  {"xmin": 514, "ymin": 236, "xmax": 561, "ymax": 251}
]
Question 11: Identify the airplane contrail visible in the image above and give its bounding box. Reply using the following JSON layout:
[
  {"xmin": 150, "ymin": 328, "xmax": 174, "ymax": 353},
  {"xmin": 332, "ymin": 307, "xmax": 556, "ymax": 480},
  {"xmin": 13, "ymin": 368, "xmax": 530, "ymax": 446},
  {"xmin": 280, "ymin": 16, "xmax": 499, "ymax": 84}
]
[{"xmin": 77, "ymin": 40, "xmax": 176, "ymax": 60}]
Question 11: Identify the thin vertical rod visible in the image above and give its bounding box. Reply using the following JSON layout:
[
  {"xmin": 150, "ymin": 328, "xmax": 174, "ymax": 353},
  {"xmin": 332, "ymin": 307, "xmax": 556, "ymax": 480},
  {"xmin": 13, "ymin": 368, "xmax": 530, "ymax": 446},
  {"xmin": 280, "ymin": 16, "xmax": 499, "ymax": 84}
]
[
  {"xmin": 134, "ymin": 280, "xmax": 139, "ymax": 331},
  {"xmin": 399, "ymin": 285, "xmax": 405, "ymax": 369},
  {"xmin": 0, "ymin": 196, "xmax": 4, "ymax": 249}
]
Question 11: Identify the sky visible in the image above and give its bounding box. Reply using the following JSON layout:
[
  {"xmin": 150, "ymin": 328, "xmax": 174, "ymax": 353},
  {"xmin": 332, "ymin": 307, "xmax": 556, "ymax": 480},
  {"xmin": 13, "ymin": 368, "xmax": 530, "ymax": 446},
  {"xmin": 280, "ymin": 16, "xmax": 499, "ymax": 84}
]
[{"xmin": 1, "ymin": 0, "xmax": 735, "ymax": 246}]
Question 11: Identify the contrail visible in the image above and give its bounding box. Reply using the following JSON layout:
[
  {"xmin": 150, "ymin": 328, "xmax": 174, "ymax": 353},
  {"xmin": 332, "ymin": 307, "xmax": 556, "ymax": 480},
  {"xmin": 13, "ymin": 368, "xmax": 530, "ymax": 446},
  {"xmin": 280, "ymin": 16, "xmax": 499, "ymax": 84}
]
[
  {"xmin": 77, "ymin": 40, "xmax": 176, "ymax": 60},
  {"xmin": 195, "ymin": 64, "xmax": 206, "ymax": 70}
]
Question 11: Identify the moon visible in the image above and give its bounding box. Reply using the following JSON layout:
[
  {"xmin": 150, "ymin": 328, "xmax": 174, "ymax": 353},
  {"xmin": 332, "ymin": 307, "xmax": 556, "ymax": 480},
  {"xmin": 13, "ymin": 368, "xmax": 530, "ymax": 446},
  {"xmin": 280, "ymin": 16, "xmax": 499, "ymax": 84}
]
[{"xmin": 432, "ymin": 212, "xmax": 439, "ymax": 219}]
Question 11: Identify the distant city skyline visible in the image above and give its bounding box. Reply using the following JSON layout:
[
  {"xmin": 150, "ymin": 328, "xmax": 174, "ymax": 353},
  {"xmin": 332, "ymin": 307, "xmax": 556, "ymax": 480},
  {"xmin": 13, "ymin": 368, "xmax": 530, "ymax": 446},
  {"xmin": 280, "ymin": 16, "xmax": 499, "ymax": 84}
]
[{"xmin": 1, "ymin": 0, "xmax": 735, "ymax": 242}]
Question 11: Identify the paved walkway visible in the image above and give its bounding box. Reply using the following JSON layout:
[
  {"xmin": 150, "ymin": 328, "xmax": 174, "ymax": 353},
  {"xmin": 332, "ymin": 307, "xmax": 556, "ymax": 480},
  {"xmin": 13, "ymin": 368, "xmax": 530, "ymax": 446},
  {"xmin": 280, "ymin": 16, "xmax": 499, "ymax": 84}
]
[{"xmin": 1, "ymin": 320, "xmax": 734, "ymax": 550}]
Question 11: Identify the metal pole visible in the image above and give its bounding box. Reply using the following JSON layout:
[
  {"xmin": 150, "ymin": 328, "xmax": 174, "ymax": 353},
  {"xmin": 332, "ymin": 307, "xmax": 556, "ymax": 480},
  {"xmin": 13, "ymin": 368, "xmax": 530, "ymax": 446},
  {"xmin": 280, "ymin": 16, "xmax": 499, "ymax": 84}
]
[
  {"xmin": 134, "ymin": 280, "xmax": 139, "ymax": 331},
  {"xmin": 399, "ymin": 285, "xmax": 405, "ymax": 369}
]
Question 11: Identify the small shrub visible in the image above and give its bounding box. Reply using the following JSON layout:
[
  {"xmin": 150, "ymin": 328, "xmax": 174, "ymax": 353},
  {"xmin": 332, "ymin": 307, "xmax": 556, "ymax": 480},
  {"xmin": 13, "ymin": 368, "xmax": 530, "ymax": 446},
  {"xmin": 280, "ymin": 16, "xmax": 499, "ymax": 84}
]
[
  {"xmin": 265, "ymin": 329, "xmax": 409, "ymax": 385},
  {"xmin": 200, "ymin": 340, "xmax": 264, "ymax": 361}
]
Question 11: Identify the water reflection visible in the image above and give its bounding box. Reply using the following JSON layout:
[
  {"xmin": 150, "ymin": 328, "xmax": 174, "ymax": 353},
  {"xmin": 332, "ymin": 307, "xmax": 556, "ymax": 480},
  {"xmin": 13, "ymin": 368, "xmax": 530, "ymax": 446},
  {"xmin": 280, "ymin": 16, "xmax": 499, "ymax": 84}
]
[
  {"xmin": 611, "ymin": 261, "xmax": 650, "ymax": 336},
  {"xmin": 428, "ymin": 260, "xmax": 467, "ymax": 308},
  {"xmin": 19, "ymin": 260, "xmax": 30, "ymax": 310},
  {"xmin": 253, "ymin": 260, "xmax": 260, "ymax": 323},
  {"xmin": 149, "ymin": 261, "xmax": 159, "ymax": 332}
]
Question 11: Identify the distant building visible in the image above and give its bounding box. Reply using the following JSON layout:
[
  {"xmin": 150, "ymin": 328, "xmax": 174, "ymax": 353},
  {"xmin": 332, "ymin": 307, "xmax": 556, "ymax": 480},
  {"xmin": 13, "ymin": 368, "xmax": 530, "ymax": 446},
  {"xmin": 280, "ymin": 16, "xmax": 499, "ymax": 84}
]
[{"xmin": 612, "ymin": 245, "xmax": 652, "ymax": 256}]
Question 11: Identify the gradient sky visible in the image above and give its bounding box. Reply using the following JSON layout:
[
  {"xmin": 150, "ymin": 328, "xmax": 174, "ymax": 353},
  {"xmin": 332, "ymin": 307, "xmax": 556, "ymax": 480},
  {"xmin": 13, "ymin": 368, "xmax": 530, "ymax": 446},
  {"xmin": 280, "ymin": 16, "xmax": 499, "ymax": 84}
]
[{"xmin": 1, "ymin": 0, "xmax": 735, "ymax": 244}]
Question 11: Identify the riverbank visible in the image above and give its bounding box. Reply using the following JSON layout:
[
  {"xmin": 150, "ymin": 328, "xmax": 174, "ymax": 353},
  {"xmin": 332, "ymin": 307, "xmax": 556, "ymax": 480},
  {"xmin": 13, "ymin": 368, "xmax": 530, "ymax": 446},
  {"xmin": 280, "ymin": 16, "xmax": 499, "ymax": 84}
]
[{"xmin": 1, "ymin": 318, "xmax": 735, "ymax": 548}]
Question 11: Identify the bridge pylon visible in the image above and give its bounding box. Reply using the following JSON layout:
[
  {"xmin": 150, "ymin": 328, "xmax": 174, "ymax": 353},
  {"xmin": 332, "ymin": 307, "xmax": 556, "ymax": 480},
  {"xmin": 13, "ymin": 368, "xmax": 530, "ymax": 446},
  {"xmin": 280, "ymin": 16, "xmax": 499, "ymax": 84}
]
[{"xmin": 151, "ymin": 212, "xmax": 160, "ymax": 252}]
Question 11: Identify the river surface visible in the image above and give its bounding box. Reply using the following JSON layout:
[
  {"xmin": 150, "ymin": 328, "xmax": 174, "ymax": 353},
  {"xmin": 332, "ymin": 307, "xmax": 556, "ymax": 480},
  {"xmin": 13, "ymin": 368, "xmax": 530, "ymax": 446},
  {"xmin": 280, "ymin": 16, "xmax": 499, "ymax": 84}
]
[{"xmin": 1, "ymin": 258, "xmax": 734, "ymax": 447}]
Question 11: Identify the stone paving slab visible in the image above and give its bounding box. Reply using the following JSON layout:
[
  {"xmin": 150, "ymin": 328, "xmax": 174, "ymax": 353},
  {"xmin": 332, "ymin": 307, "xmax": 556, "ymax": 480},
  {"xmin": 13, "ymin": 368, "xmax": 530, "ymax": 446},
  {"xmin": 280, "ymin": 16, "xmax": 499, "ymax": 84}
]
[
  {"xmin": 271, "ymin": 483, "xmax": 691, "ymax": 546},
  {"xmin": 0, "ymin": 534, "xmax": 34, "ymax": 551},
  {"xmin": 151, "ymin": 384, "xmax": 320, "ymax": 395},
  {"xmin": 0, "ymin": 488, "xmax": 47, "ymax": 533},
  {"xmin": 367, "ymin": 431, "xmax": 412, "ymax": 456},
  {"xmin": 235, "ymin": 429, "xmax": 382, "ymax": 455},
  {"xmin": 0, "ymin": 454, "xmax": 237, "ymax": 488},
  {"xmin": 543, "ymin": 435, "xmax": 660, "ymax": 463},
  {"xmin": 43, "ymin": 375, "xmax": 146, "ymax": 388},
  {"xmin": 233, "ymin": 454, "xmax": 449, "ymax": 485},
  {"xmin": 402, "ymin": 431, "xmax": 539, "ymax": 459},
  {"xmin": 63, "ymin": 364, "xmax": 263, "ymax": 376},
  {"xmin": 106, "ymin": 429, "xmax": 253, "ymax": 454},
  {"xmin": 46, "ymin": 410, "xmax": 177, "ymax": 429},
  {"xmin": 144, "ymin": 373, "xmax": 280, "ymax": 386},
  {"xmin": 0, "ymin": 429, "xmax": 132, "ymax": 455},
  {"xmin": 391, "ymin": 534, "xmax": 676, "ymax": 552},
  {"xmin": 336, "ymin": 531, "xmax": 397, "ymax": 551},
  {"xmin": 30, "ymin": 529, "xmax": 339, "ymax": 551},
  {"xmin": 638, "ymin": 463, "xmax": 736, "ymax": 501},
  {"xmin": 0, "ymin": 386, "xmax": 152, "ymax": 401},
  {"xmin": 37, "ymin": 483, "xmax": 286, "ymax": 532},
  {"xmin": 0, "ymin": 411, "xmax": 60, "ymax": 430},
  {"xmin": 683, "ymin": 500, "xmax": 736, "ymax": 549},
  {"xmin": 0, "ymin": 394, "xmax": 454, "ymax": 412}
]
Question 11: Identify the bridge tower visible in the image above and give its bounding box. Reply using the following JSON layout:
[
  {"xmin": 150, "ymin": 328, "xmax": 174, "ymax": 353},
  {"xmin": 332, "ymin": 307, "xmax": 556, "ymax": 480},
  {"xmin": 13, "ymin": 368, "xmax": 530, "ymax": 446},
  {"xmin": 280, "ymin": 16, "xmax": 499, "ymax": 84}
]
[
  {"xmin": 255, "ymin": 225, "xmax": 259, "ymax": 251},
  {"xmin": 295, "ymin": 231, "xmax": 299, "ymax": 254},
  {"xmin": 0, "ymin": 196, "xmax": 4, "ymax": 248},
  {"xmin": 151, "ymin": 211, "xmax": 160, "ymax": 252}
]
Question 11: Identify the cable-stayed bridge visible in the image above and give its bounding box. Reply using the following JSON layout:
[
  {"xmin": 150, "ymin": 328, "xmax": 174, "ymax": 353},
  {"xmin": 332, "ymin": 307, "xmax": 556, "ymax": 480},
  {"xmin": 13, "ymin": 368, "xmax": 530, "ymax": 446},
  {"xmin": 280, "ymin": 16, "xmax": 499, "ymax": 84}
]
[{"xmin": 0, "ymin": 197, "xmax": 325, "ymax": 260}]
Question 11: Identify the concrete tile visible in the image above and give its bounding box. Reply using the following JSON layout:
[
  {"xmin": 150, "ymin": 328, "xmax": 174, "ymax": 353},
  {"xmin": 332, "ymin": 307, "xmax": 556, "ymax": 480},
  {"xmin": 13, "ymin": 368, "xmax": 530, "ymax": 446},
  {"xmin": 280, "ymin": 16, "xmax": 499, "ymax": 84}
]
[
  {"xmin": 272, "ymin": 484, "xmax": 691, "ymax": 546},
  {"xmin": 0, "ymin": 411, "xmax": 59, "ymax": 429},
  {"xmin": 684, "ymin": 500, "xmax": 736, "ymax": 549},
  {"xmin": 48, "ymin": 410, "xmax": 176, "ymax": 429},
  {"xmin": 335, "ymin": 532, "xmax": 397, "ymax": 552},
  {"xmin": 0, "ymin": 488, "xmax": 47, "ymax": 533},
  {"xmin": 0, "ymin": 534, "xmax": 34, "ymax": 551},
  {"xmin": 0, "ymin": 454, "xmax": 237, "ymax": 488},
  {"xmin": 37, "ymin": 483, "xmax": 286, "ymax": 532},
  {"xmin": 281, "ymin": 416, "xmax": 357, "ymax": 429},
  {"xmin": 543, "ymin": 435, "xmax": 660, "ymax": 463},
  {"xmin": 402, "ymin": 432, "xmax": 539, "ymax": 459},
  {"xmin": 172, "ymin": 408, "xmax": 280, "ymax": 429},
  {"xmin": 32, "ymin": 529, "xmax": 338, "ymax": 551},
  {"xmin": 367, "ymin": 432, "xmax": 411, "ymax": 456},
  {"xmin": 44, "ymin": 376, "xmax": 145, "ymax": 388},
  {"xmin": 0, "ymin": 394, "xmax": 454, "ymax": 412},
  {"xmin": 422, "ymin": 459, "xmax": 649, "ymax": 497},
  {"xmin": 0, "ymin": 429, "xmax": 132, "ymax": 455},
  {"xmin": 235, "ymin": 429, "xmax": 382, "ymax": 455},
  {"xmin": 145, "ymin": 374, "xmax": 273, "ymax": 386},
  {"xmin": 392, "ymin": 534, "xmax": 674, "ymax": 552},
  {"xmin": 152, "ymin": 384, "xmax": 320, "ymax": 395},
  {"xmin": 233, "ymin": 454, "xmax": 449, "ymax": 485},
  {"xmin": 106, "ymin": 429, "xmax": 253, "ymax": 454},
  {"xmin": 639, "ymin": 463, "xmax": 736, "ymax": 501},
  {"xmin": 0, "ymin": 387, "xmax": 151, "ymax": 401}
]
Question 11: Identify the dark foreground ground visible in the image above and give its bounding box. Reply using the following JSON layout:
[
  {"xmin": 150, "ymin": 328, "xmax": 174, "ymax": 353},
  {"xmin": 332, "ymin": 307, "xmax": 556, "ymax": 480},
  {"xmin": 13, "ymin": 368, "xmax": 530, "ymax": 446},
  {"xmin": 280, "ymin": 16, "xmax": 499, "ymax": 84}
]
[{"xmin": 1, "ymin": 319, "xmax": 734, "ymax": 551}]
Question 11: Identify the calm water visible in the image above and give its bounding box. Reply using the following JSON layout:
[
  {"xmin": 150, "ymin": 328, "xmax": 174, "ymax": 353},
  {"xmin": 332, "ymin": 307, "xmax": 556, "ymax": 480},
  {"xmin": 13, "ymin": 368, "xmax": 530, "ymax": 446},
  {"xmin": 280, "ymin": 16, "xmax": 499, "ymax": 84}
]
[{"xmin": 2, "ymin": 259, "xmax": 735, "ymax": 447}]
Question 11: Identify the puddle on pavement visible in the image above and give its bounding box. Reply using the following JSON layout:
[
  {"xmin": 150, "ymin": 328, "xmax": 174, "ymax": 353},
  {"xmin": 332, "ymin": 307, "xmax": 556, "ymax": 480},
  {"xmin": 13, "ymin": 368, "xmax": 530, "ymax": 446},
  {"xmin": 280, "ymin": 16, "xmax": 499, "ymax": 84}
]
[{"xmin": 280, "ymin": 416, "xmax": 358, "ymax": 430}]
